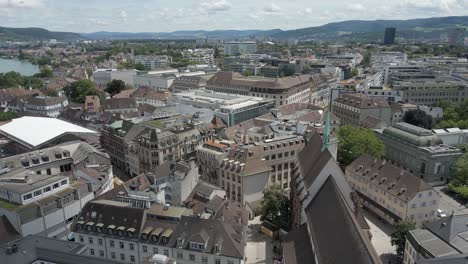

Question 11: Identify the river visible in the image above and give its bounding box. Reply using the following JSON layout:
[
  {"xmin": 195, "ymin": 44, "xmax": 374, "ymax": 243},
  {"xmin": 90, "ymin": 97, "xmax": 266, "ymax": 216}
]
[{"xmin": 0, "ymin": 58, "xmax": 40, "ymax": 76}]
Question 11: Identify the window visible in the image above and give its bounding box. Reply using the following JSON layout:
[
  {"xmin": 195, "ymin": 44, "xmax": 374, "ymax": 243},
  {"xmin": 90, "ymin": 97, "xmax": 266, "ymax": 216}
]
[
  {"xmin": 153, "ymin": 247, "xmax": 158, "ymax": 254},
  {"xmin": 33, "ymin": 190, "xmax": 42, "ymax": 197},
  {"xmin": 130, "ymin": 255, "xmax": 136, "ymax": 262},
  {"xmin": 411, "ymin": 204, "xmax": 416, "ymax": 209},
  {"xmin": 46, "ymin": 168, "xmax": 51, "ymax": 175},
  {"xmin": 120, "ymin": 254, "xmax": 125, "ymax": 261},
  {"xmin": 79, "ymin": 235, "xmax": 84, "ymax": 243},
  {"xmin": 53, "ymin": 183, "xmax": 60, "ymax": 189},
  {"xmin": 164, "ymin": 249, "xmax": 169, "ymax": 256},
  {"xmin": 98, "ymin": 239, "xmax": 103, "ymax": 246},
  {"xmin": 99, "ymin": 250, "xmax": 104, "ymax": 257},
  {"xmin": 189, "ymin": 254, "xmax": 195, "ymax": 261},
  {"xmin": 90, "ymin": 249, "xmax": 95, "ymax": 256},
  {"xmin": 129, "ymin": 243, "xmax": 134, "ymax": 251},
  {"xmin": 216, "ymin": 258, "xmax": 221, "ymax": 264},
  {"xmin": 143, "ymin": 246, "xmax": 148, "ymax": 253},
  {"xmin": 23, "ymin": 193, "xmax": 33, "ymax": 201},
  {"xmin": 177, "ymin": 251, "xmax": 183, "ymax": 259},
  {"xmin": 88, "ymin": 237, "xmax": 93, "ymax": 244},
  {"xmin": 43, "ymin": 186, "xmax": 51, "ymax": 193},
  {"xmin": 61, "ymin": 179, "xmax": 68, "ymax": 185},
  {"xmin": 202, "ymin": 256, "xmax": 208, "ymax": 263},
  {"xmin": 109, "ymin": 240, "xmax": 115, "ymax": 248},
  {"xmin": 228, "ymin": 261, "xmax": 234, "ymax": 264},
  {"xmin": 119, "ymin": 242, "xmax": 124, "ymax": 249},
  {"xmin": 111, "ymin": 252, "xmax": 116, "ymax": 259}
]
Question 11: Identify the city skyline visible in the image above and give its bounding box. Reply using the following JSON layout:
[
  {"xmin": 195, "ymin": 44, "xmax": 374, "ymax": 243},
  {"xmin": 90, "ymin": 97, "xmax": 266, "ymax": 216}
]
[{"xmin": 0, "ymin": 0, "xmax": 467, "ymax": 33}]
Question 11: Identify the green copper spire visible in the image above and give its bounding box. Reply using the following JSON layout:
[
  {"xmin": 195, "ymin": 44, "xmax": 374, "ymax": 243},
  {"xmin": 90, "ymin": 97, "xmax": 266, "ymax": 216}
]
[{"xmin": 322, "ymin": 90, "xmax": 332, "ymax": 151}]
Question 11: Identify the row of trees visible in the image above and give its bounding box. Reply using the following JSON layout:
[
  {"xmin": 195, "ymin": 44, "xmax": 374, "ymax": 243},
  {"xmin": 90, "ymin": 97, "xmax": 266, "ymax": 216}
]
[{"xmin": 0, "ymin": 71, "xmax": 44, "ymax": 89}]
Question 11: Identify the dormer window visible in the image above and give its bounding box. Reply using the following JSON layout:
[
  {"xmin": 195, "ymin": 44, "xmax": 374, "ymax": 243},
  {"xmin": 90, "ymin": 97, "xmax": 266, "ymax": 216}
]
[
  {"xmin": 77, "ymin": 224, "xmax": 82, "ymax": 230},
  {"xmin": 152, "ymin": 235, "xmax": 158, "ymax": 242},
  {"xmin": 177, "ymin": 238, "xmax": 184, "ymax": 248},
  {"xmin": 214, "ymin": 244, "xmax": 221, "ymax": 254}
]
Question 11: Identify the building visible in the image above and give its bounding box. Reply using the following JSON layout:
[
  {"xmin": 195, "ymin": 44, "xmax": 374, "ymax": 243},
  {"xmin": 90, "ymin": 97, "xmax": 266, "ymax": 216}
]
[
  {"xmin": 0, "ymin": 141, "xmax": 112, "ymax": 240},
  {"xmin": 346, "ymin": 155, "xmax": 439, "ymax": 226},
  {"xmin": 0, "ymin": 88, "xmax": 43, "ymax": 109},
  {"xmin": 396, "ymin": 79, "xmax": 468, "ymax": 107},
  {"xmin": 384, "ymin": 27, "xmax": 396, "ymax": 45},
  {"xmin": 432, "ymin": 128, "xmax": 468, "ymax": 146},
  {"xmin": 72, "ymin": 200, "xmax": 246, "ymax": 264},
  {"xmin": 182, "ymin": 49, "xmax": 215, "ymax": 66},
  {"xmin": 85, "ymin": 95, "xmax": 101, "ymax": 115},
  {"xmin": 286, "ymin": 133, "xmax": 380, "ymax": 264},
  {"xmin": 133, "ymin": 71, "xmax": 206, "ymax": 91},
  {"xmin": 448, "ymin": 28, "xmax": 465, "ymax": 47},
  {"xmin": 12, "ymin": 96, "xmax": 69, "ymax": 118},
  {"xmin": 224, "ymin": 42, "xmax": 257, "ymax": 56},
  {"xmin": 171, "ymin": 76, "xmax": 207, "ymax": 93},
  {"xmin": 1, "ymin": 235, "xmax": 118, "ymax": 264},
  {"xmin": 380, "ymin": 122, "xmax": 463, "ymax": 185},
  {"xmin": 103, "ymin": 98, "xmax": 138, "ymax": 114},
  {"xmin": 131, "ymin": 87, "xmax": 170, "ymax": 107},
  {"xmin": 134, "ymin": 55, "xmax": 172, "ymax": 69},
  {"xmin": 168, "ymin": 89, "xmax": 275, "ymax": 126},
  {"xmin": 404, "ymin": 213, "xmax": 468, "ymax": 264},
  {"xmin": 93, "ymin": 69, "xmax": 138, "ymax": 86},
  {"xmin": 0, "ymin": 116, "xmax": 98, "ymax": 154},
  {"xmin": 206, "ymin": 71, "xmax": 326, "ymax": 107},
  {"xmin": 196, "ymin": 140, "xmax": 230, "ymax": 185},
  {"xmin": 332, "ymin": 93, "xmax": 392, "ymax": 126}
]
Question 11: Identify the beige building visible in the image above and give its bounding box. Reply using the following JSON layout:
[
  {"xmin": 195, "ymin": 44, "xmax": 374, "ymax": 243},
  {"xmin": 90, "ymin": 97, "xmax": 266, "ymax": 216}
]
[
  {"xmin": 206, "ymin": 71, "xmax": 326, "ymax": 107},
  {"xmin": 346, "ymin": 155, "xmax": 440, "ymax": 226},
  {"xmin": 397, "ymin": 79, "xmax": 468, "ymax": 106}
]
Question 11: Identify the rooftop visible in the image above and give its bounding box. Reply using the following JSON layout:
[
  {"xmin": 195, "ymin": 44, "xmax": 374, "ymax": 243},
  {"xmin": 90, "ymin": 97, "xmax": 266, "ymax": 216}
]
[{"xmin": 0, "ymin": 116, "xmax": 97, "ymax": 148}]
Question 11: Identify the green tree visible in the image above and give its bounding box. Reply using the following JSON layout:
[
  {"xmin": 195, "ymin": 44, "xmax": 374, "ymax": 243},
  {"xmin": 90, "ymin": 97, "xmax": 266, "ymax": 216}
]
[
  {"xmin": 34, "ymin": 67, "xmax": 53, "ymax": 78},
  {"xmin": 302, "ymin": 65, "xmax": 312, "ymax": 74},
  {"xmin": 403, "ymin": 109, "xmax": 434, "ymax": 129},
  {"xmin": 134, "ymin": 63, "xmax": 146, "ymax": 71},
  {"xmin": 46, "ymin": 89, "xmax": 59, "ymax": 97},
  {"xmin": 351, "ymin": 68, "xmax": 359, "ymax": 77},
  {"xmin": 241, "ymin": 70, "xmax": 254, "ymax": 77},
  {"xmin": 391, "ymin": 220, "xmax": 416, "ymax": 260},
  {"xmin": 258, "ymin": 185, "xmax": 290, "ymax": 229},
  {"xmin": 0, "ymin": 111, "xmax": 17, "ymax": 121},
  {"xmin": 451, "ymin": 153, "xmax": 468, "ymax": 186},
  {"xmin": 338, "ymin": 126, "xmax": 385, "ymax": 166},
  {"xmin": 105, "ymin": 79, "xmax": 126, "ymax": 97},
  {"xmin": 64, "ymin": 79, "xmax": 100, "ymax": 103},
  {"xmin": 0, "ymin": 71, "xmax": 24, "ymax": 88}
]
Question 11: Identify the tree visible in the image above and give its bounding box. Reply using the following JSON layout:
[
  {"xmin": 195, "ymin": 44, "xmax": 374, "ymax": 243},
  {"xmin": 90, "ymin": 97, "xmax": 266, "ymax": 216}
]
[
  {"xmin": 338, "ymin": 126, "xmax": 385, "ymax": 166},
  {"xmin": 0, "ymin": 71, "xmax": 23, "ymax": 88},
  {"xmin": 403, "ymin": 109, "xmax": 434, "ymax": 129},
  {"xmin": 258, "ymin": 185, "xmax": 290, "ymax": 229},
  {"xmin": 391, "ymin": 220, "xmax": 416, "ymax": 260},
  {"xmin": 302, "ymin": 65, "xmax": 312, "ymax": 74},
  {"xmin": 34, "ymin": 67, "xmax": 53, "ymax": 78},
  {"xmin": 0, "ymin": 111, "xmax": 16, "ymax": 121},
  {"xmin": 46, "ymin": 89, "xmax": 59, "ymax": 97},
  {"xmin": 134, "ymin": 63, "xmax": 146, "ymax": 71},
  {"xmin": 64, "ymin": 79, "xmax": 100, "ymax": 103},
  {"xmin": 351, "ymin": 68, "xmax": 359, "ymax": 77},
  {"xmin": 105, "ymin": 79, "xmax": 126, "ymax": 97},
  {"xmin": 451, "ymin": 153, "xmax": 468, "ymax": 186}
]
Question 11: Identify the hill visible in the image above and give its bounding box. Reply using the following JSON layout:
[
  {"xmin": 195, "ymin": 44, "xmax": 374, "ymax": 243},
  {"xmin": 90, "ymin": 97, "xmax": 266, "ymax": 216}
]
[
  {"xmin": 82, "ymin": 29, "xmax": 283, "ymax": 40},
  {"xmin": 0, "ymin": 27, "xmax": 82, "ymax": 41},
  {"xmin": 272, "ymin": 16, "xmax": 468, "ymax": 41}
]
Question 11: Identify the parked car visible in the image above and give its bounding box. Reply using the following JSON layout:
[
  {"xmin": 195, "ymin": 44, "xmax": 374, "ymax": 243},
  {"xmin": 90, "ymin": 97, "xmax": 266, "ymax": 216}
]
[{"xmin": 437, "ymin": 209, "xmax": 447, "ymax": 217}]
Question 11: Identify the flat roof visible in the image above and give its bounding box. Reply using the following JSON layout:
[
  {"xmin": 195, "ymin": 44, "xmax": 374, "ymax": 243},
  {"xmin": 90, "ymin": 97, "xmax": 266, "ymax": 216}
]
[{"xmin": 0, "ymin": 117, "xmax": 97, "ymax": 148}]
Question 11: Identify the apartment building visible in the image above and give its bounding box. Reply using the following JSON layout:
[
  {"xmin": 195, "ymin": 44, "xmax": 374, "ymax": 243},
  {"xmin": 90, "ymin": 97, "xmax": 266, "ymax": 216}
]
[
  {"xmin": 224, "ymin": 42, "xmax": 257, "ymax": 56},
  {"xmin": 332, "ymin": 93, "xmax": 392, "ymax": 126},
  {"xmin": 346, "ymin": 155, "xmax": 439, "ymax": 226},
  {"xmin": 85, "ymin": 95, "xmax": 101, "ymax": 115},
  {"xmin": 131, "ymin": 87, "xmax": 170, "ymax": 107},
  {"xmin": 72, "ymin": 200, "xmax": 245, "ymax": 264},
  {"xmin": 196, "ymin": 140, "xmax": 230, "ymax": 185},
  {"xmin": 0, "ymin": 141, "xmax": 112, "ymax": 240},
  {"xmin": 206, "ymin": 71, "xmax": 325, "ymax": 107},
  {"xmin": 380, "ymin": 123, "xmax": 463, "ymax": 185},
  {"xmin": 404, "ymin": 213, "xmax": 468, "ymax": 264},
  {"xmin": 171, "ymin": 76, "xmax": 207, "ymax": 93},
  {"xmin": 133, "ymin": 55, "xmax": 172, "ymax": 70},
  {"xmin": 218, "ymin": 135, "xmax": 305, "ymax": 204},
  {"xmin": 103, "ymin": 98, "xmax": 138, "ymax": 114},
  {"xmin": 10, "ymin": 96, "xmax": 69, "ymax": 118}
]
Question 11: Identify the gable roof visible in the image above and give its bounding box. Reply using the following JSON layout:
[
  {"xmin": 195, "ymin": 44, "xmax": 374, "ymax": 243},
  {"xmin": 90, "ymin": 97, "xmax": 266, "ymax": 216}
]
[{"xmin": 298, "ymin": 133, "xmax": 332, "ymax": 188}]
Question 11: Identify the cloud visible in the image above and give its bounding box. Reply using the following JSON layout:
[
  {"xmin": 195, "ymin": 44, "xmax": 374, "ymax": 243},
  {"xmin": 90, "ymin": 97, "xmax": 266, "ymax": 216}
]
[
  {"xmin": 298, "ymin": 7, "xmax": 313, "ymax": 15},
  {"xmin": 199, "ymin": 0, "xmax": 231, "ymax": 13},
  {"xmin": 120, "ymin": 10, "xmax": 128, "ymax": 24},
  {"xmin": 397, "ymin": 0, "xmax": 467, "ymax": 13},
  {"xmin": 0, "ymin": 0, "xmax": 44, "ymax": 8},
  {"xmin": 346, "ymin": 3, "xmax": 365, "ymax": 11},
  {"xmin": 262, "ymin": 3, "xmax": 281, "ymax": 14}
]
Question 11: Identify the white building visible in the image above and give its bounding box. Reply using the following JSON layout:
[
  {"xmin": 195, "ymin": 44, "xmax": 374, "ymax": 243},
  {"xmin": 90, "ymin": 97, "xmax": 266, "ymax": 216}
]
[
  {"xmin": 92, "ymin": 69, "xmax": 138, "ymax": 86},
  {"xmin": 134, "ymin": 55, "xmax": 172, "ymax": 70},
  {"xmin": 224, "ymin": 42, "xmax": 257, "ymax": 56}
]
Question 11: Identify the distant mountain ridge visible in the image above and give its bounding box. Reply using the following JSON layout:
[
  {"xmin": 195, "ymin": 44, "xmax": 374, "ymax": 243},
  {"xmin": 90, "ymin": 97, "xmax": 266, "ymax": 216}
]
[
  {"xmin": 0, "ymin": 16, "xmax": 466, "ymax": 41},
  {"xmin": 0, "ymin": 27, "xmax": 82, "ymax": 41}
]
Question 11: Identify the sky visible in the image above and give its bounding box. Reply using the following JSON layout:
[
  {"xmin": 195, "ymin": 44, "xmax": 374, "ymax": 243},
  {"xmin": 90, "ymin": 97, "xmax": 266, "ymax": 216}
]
[{"xmin": 0, "ymin": 0, "xmax": 467, "ymax": 33}]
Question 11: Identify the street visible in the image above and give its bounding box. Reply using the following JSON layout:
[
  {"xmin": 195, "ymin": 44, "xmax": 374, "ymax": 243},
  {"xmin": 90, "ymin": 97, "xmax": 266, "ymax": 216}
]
[
  {"xmin": 434, "ymin": 186, "xmax": 468, "ymax": 215},
  {"xmin": 363, "ymin": 210, "xmax": 398, "ymax": 264}
]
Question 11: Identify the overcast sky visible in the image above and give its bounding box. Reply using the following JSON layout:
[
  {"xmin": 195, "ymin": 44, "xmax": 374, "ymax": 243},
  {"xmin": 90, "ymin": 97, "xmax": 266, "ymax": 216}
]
[{"xmin": 0, "ymin": 0, "xmax": 467, "ymax": 33}]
